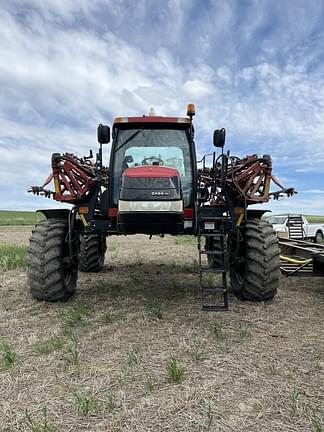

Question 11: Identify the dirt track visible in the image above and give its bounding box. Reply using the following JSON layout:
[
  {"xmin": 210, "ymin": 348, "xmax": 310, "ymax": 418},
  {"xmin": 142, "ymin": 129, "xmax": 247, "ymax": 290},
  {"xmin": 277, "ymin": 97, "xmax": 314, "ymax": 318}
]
[{"xmin": 0, "ymin": 226, "xmax": 323, "ymax": 431}]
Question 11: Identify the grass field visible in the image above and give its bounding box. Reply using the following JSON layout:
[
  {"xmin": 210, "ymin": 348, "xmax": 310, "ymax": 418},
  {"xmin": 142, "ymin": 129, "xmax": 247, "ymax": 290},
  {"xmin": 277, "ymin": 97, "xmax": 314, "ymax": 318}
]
[
  {"xmin": 307, "ymin": 215, "xmax": 324, "ymax": 223},
  {"xmin": 0, "ymin": 210, "xmax": 39, "ymax": 226},
  {"xmin": 0, "ymin": 245, "xmax": 27, "ymax": 270},
  {"xmin": 0, "ymin": 226, "xmax": 323, "ymax": 432},
  {"xmin": 0, "ymin": 210, "xmax": 323, "ymax": 226}
]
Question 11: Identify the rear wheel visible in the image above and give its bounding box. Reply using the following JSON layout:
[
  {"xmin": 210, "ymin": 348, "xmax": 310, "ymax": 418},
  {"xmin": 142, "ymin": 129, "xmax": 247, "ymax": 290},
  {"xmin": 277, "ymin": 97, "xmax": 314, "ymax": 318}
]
[
  {"xmin": 229, "ymin": 219, "xmax": 280, "ymax": 301},
  {"xmin": 27, "ymin": 219, "xmax": 78, "ymax": 301},
  {"xmin": 79, "ymin": 233, "xmax": 107, "ymax": 272},
  {"xmin": 205, "ymin": 236, "xmax": 224, "ymax": 269},
  {"xmin": 315, "ymin": 230, "xmax": 324, "ymax": 244}
]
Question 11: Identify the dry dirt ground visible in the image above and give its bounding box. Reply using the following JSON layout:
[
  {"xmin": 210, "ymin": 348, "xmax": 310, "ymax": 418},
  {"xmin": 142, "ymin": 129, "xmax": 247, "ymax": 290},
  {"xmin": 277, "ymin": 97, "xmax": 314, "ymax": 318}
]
[{"xmin": 0, "ymin": 226, "xmax": 323, "ymax": 432}]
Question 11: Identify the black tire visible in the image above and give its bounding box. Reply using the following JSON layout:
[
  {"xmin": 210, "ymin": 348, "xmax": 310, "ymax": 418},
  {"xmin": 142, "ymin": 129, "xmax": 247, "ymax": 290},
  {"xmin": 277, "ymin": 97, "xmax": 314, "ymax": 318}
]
[
  {"xmin": 205, "ymin": 236, "xmax": 224, "ymax": 269},
  {"xmin": 229, "ymin": 219, "xmax": 280, "ymax": 301},
  {"xmin": 315, "ymin": 230, "xmax": 324, "ymax": 244},
  {"xmin": 27, "ymin": 219, "xmax": 78, "ymax": 301},
  {"xmin": 79, "ymin": 233, "xmax": 107, "ymax": 272}
]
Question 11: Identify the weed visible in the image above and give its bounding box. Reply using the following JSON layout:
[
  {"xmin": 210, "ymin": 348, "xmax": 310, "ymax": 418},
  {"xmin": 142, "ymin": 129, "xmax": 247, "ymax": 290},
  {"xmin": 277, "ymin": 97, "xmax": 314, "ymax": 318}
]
[
  {"xmin": 0, "ymin": 245, "xmax": 27, "ymax": 270},
  {"xmin": 102, "ymin": 311, "xmax": 113, "ymax": 324},
  {"xmin": 25, "ymin": 407, "xmax": 56, "ymax": 432},
  {"xmin": 1, "ymin": 341, "xmax": 16, "ymax": 369},
  {"xmin": 239, "ymin": 325, "xmax": 250, "ymax": 338},
  {"xmin": 308, "ymin": 407, "xmax": 323, "ymax": 432},
  {"xmin": 116, "ymin": 373, "xmax": 126, "ymax": 387},
  {"xmin": 105, "ymin": 393, "xmax": 116, "ymax": 412},
  {"xmin": 206, "ymin": 403, "xmax": 214, "ymax": 430},
  {"xmin": 127, "ymin": 347, "xmax": 141, "ymax": 367},
  {"xmin": 212, "ymin": 321, "xmax": 225, "ymax": 340},
  {"xmin": 59, "ymin": 306, "xmax": 89, "ymax": 330},
  {"xmin": 61, "ymin": 335, "xmax": 79, "ymax": 366},
  {"xmin": 166, "ymin": 356, "xmax": 185, "ymax": 384},
  {"xmin": 35, "ymin": 336, "xmax": 64, "ymax": 355},
  {"xmin": 217, "ymin": 338, "xmax": 231, "ymax": 353},
  {"xmin": 144, "ymin": 374, "xmax": 155, "ymax": 393},
  {"xmin": 74, "ymin": 392, "xmax": 100, "ymax": 417},
  {"xmin": 290, "ymin": 389, "xmax": 300, "ymax": 416},
  {"xmin": 145, "ymin": 298, "xmax": 163, "ymax": 320},
  {"xmin": 190, "ymin": 341, "xmax": 205, "ymax": 362}
]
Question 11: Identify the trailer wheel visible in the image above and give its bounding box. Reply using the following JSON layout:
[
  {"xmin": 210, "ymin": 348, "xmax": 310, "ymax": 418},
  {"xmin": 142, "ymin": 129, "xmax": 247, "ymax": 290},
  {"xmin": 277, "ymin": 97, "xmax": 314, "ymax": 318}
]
[
  {"xmin": 229, "ymin": 219, "xmax": 280, "ymax": 301},
  {"xmin": 79, "ymin": 233, "xmax": 107, "ymax": 272},
  {"xmin": 205, "ymin": 236, "xmax": 224, "ymax": 269},
  {"xmin": 27, "ymin": 219, "xmax": 78, "ymax": 301},
  {"xmin": 315, "ymin": 230, "xmax": 324, "ymax": 244}
]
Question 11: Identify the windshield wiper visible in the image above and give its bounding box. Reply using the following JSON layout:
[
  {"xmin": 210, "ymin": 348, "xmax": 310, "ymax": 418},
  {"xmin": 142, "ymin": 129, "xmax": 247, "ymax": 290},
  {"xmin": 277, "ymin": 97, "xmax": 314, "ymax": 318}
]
[{"xmin": 115, "ymin": 127, "xmax": 144, "ymax": 152}]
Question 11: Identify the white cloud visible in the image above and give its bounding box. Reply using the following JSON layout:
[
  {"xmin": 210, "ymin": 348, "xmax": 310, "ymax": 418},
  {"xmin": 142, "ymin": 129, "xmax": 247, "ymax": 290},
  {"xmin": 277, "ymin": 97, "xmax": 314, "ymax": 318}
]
[
  {"xmin": 0, "ymin": 1, "xmax": 324, "ymax": 212},
  {"xmin": 182, "ymin": 79, "xmax": 214, "ymax": 99}
]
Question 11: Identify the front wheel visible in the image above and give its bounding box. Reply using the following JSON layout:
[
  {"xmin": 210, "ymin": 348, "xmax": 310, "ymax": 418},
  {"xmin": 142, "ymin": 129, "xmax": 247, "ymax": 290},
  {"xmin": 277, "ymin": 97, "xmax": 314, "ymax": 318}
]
[
  {"xmin": 229, "ymin": 219, "xmax": 280, "ymax": 301},
  {"xmin": 27, "ymin": 219, "xmax": 78, "ymax": 301}
]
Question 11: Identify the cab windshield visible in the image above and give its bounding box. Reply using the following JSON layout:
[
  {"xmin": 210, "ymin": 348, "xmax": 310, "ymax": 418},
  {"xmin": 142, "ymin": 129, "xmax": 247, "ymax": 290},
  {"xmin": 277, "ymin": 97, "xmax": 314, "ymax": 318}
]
[{"xmin": 112, "ymin": 127, "xmax": 193, "ymax": 206}]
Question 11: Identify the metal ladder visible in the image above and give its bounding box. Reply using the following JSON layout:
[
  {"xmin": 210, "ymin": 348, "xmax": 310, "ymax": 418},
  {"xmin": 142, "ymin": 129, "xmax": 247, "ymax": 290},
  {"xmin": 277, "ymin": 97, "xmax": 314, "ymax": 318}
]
[
  {"xmin": 287, "ymin": 214, "xmax": 305, "ymax": 240},
  {"xmin": 197, "ymin": 208, "xmax": 229, "ymax": 311}
]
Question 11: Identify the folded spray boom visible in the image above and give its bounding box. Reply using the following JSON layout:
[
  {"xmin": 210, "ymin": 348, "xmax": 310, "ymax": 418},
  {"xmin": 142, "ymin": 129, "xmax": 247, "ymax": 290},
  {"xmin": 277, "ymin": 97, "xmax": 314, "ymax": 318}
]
[{"xmin": 29, "ymin": 152, "xmax": 109, "ymax": 202}]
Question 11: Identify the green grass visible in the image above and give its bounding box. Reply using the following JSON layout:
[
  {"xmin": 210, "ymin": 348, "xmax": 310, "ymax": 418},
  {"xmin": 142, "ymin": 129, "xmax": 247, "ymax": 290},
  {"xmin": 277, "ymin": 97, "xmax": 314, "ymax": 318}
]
[
  {"xmin": 0, "ymin": 210, "xmax": 40, "ymax": 226},
  {"xmin": 58, "ymin": 306, "xmax": 90, "ymax": 330},
  {"xmin": 105, "ymin": 393, "xmax": 117, "ymax": 412},
  {"xmin": 61, "ymin": 334, "xmax": 79, "ymax": 366},
  {"xmin": 25, "ymin": 407, "xmax": 57, "ymax": 432},
  {"xmin": 35, "ymin": 335, "xmax": 64, "ymax": 355},
  {"xmin": 145, "ymin": 298, "xmax": 163, "ymax": 320},
  {"xmin": 166, "ymin": 357, "xmax": 185, "ymax": 384},
  {"xmin": 189, "ymin": 340, "xmax": 205, "ymax": 362},
  {"xmin": 212, "ymin": 321, "xmax": 225, "ymax": 340},
  {"xmin": 144, "ymin": 374, "xmax": 155, "ymax": 393},
  {"xmin": 174, "ymin": 236, "xmax": 196, "ymax": 245},
  {"xmin": 74, "ymin": 392, "xmax": 100, "ymax": 417},
  {"xmin": 309, "ymin": 407, "xmax": 323, "ymax": 432},
  {"xmin": 1, "ymin": 341, "xmax": 16, "ymax": 369},
  {"xmin": 263, "ymin": 213, "xmax": 324, "ymax": 224},
  {"xmin": 306, "ymin": 215, "xmax": 324, "ymax": 223},
  {"xmin": 0, "ymin": 245, "xmax": 27, "ymax": 270}
]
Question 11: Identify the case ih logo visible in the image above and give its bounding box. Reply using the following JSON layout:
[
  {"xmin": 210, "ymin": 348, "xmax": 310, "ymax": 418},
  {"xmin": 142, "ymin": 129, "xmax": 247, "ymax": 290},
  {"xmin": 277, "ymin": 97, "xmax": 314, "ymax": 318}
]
[{"xmin": 152, "ymin": 191, "xmax": 169, "ymax": 196}]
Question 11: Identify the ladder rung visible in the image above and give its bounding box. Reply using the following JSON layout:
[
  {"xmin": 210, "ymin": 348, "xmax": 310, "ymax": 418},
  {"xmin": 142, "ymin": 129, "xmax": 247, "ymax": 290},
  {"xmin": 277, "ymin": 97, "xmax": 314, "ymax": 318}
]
[
  {"xmin": 202, "ymin": 304, "xmax": 228, "ymax": 311},
  {"xmin": 200, "ymin": 267, "xmax": 226, "ymax": 273},
  {"xmin": 199, "ymin": 233, "xmax": 226, "ymax": 237},
  {"xmin": 200, "ymin": 250, "xmax": 225, "ymax": 255},
  {"xmin": 202, "ymin": 287, "xmax": 226, "ymax": 294}
]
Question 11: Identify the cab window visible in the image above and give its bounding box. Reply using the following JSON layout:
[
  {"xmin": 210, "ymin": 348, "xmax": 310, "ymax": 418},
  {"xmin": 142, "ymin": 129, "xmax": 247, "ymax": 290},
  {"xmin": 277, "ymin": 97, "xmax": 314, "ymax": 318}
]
[{"xmin": 112, "ymin": 127, "xmax": 193, "ymax": 207}]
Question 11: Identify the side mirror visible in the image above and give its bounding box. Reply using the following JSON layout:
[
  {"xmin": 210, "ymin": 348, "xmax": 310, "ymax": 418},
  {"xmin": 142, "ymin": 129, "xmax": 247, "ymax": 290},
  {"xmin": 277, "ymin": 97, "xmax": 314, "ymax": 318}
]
[
  {"xmin": 97, "ymin": 124, "xmax": 110, "ymax": 144},
  {"xmin": 213, "ymin": 128, "xmax": 226, "ymax": 148}
]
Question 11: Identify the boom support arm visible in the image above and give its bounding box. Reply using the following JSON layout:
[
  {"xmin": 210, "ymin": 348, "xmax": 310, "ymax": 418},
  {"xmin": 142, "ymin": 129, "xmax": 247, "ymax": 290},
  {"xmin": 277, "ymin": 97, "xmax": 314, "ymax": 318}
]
[
  {"xmin": 198, "ymin": 153, "xmax": 295, "ymax": 206},
  {"xmin": 29, "ymin": 153, "xmax": 109, "ymax": 203}
]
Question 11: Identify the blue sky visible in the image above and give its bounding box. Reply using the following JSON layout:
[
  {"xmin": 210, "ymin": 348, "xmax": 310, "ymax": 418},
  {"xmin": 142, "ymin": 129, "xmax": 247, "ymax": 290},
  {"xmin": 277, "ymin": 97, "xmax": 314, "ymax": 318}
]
[{"xmin": 0, "ymin": 0, "xmax": 324, "ymax": 214}]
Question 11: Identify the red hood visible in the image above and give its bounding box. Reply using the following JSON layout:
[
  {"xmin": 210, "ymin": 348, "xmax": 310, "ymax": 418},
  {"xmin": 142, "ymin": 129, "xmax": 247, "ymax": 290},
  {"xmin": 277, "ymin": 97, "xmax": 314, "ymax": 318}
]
[{"xmin": 123, "ymin": 166, "xmax": 180, "ymax": 178}]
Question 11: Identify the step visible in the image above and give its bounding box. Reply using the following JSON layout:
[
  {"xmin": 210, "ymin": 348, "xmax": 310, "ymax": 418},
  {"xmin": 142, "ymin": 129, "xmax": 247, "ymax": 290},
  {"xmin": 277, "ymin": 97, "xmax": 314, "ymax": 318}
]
[
  {"xmin": 201, "ymin": 287, "xmax": 227, "ymax": 294},
  {"xmin": 198, "ymin": 232, "xmax": 226, "ymax": 237},
  {"xmin": 202, "ymin": 304, "xmax": 228, "ymax": 311},
  {"xmin": 200, "ymin": 250, "xmax": 225, "ymax": 255},
  {"xmin": 200, "ymin": 267, "xmax": 226, "ymax": 273}
]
